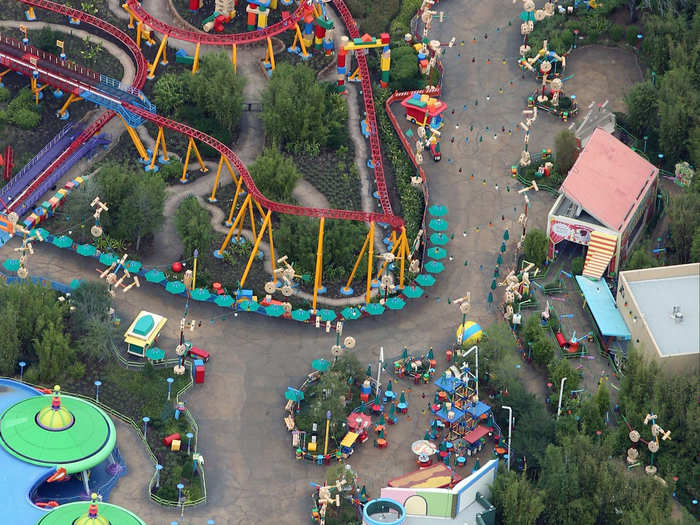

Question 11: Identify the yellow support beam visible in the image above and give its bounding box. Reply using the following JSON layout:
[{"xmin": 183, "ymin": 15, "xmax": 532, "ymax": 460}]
[
  {"xmin": 136, "ymin": 20, "xmax": 142, "ymax": 47},
  {"xmin": 294, "ymin": 23, "xmax": 309, "ymax": 58},
  {"xmin": 208, "ymin": 155, "xmax": 225, "ymax": 202},
  {"xmin": 247, "ymin": 195, "xmax": 257, "ymax": 240},
  {"xmin": 148, "ymin": 126, "xmax": 168, "ymax": 171},
  {"xmin": 265, "ymin": 36, "xmax": 275, "ymax": 71},
  {"xmin": 312, "ymin": 217, "xmax": 325, "ymax": 312},
  {"xmin": 192, "ymin": 42, "xmax": 201, "ymax": 74},
  {"xmin": 240, "ymin": 210, "xmax": 271, "ymax": 287},
  {"xmin": 232, "ymin": 44, "xmax": 237, "ymax": 73},
  {"xmin": 267, "ymin": 213, "xmax": 276, "ymax": 284},
  {"xmin": 365, "ymin": 222, "xmax": 375, "ymax": 304},
  {"xmin": 191, "ymin": 138, "xmax": 208, "ymax": 173},
  {"xmin": 399, "ymin": 227, "xmax": 408, "ymax": 289},
  {"xmin": 222, "ymin": 155, "xmax": 239, "ymax": 185},
  {"xmin": 147, "ymin": 34, "xmax": 168, "ymax": 79},
  {"xmin": 226, "ymin": 176, "xmax": 244, "ymax": 225},
  {"xmin": 180, "ymin": 137, "xmax": 194, "ymax": 183},
  {"xmin": 344, "ymin": 226, "xmax": 371, "ymax": 290},
  {"xmin": 118, "ymin": 114, "xmax": 149, "ymax": 161},
  {"xmin": 219, "ymin": 194, "xmax": 251, "ymax": 254}
]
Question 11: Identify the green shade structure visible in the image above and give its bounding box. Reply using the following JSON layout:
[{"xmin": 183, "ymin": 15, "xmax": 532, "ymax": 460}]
[
  {"xmin": 494, "ymin": 267, "xmax": 500, "ymax": 277},
  {"xmin": 215, "ymin": 294, "xmax": 235, "ymax": 307},
  {"xmin": 500, "ymin": 242, "xmax": 507, "ymax": 253},
  {"xmin": 265, "ymin": 304, "xmax": 285, "ymax": 317},
  {"xmin": 386, "ymin": 380, "xmax": 393, "ymax": 393},
  {"xmin": 341, "ymin": 306, "xmax": 361, "ymax": 320},
  {"xmin": 430, "ymin": 232, "xmax": 450, "ymax": 245},
  {"xmin": 239, "ymin": 300, "xmax": 259, "ymax": 312},
  {"xmin": 385, "ymin": 297, "xmax": 406, "ymax": 310},
  {"xmin": 312, "ymin": 359, "xmax": 331, "ymax": 372},
  {"xmin": 285, "ymin": 388, "xmax": 304, "ymax": 402},
  {"xmin": 125, "ymin": 260, "xmax": 142, "ymax": 273},
  {"xmin": 491, "ymin": 279, "xmax": 497, "ymax": 290},
  {"xmin": 497, "ymin": 254, "xmax": 503, "ymax": 265},
  {"xmin": 36, "ymin": 499, "xmax": 147, "ymax": 525},
  {"xmin": 144, "ymin": 268, "xmax": 165, "ymax": 283},
  {"xmin": 403, "ymin": 285, "xmax": 424, "ymax": 298},
  {"xmin": 399, "ymin": 391, "xmax": 407, "ymax": 404},
  {"xmin": 190, "ymin": 288, "xmax": 211, "ymax": 301},
  {"xmin": 365, "ymin": 302, "xmax": 385, "ymax": 315},
  {"xmin": 427, "ymin": 348, "xmax": 434, "ymax": 360},
  {"xmin": 429, "ymin": 218, "xmax": 449, "ymax": 231},
  {"xmin": 425, "ymin": 260, "xmax": 445, "ymax": 274},
  {"xmin": 424, "ymin": 430, "xmax": 431, "ymax": 440},
  {"xmin": 98, "ymin": 253, "xmax": 119, "ymax": 266},
  {"xmin": 76, "ymin": 244, "xmax": 97, "ymax": 257},
  {"xmin": 2, "ymin": 259, "xmax": 20, "ymax": 271},
  {"xmin": 70, "ymin": 279, "xmax": 83, "ymax": 290},
  {"xmin": 415, "ymin": 274, "xmax": 436, "ymax": 286},
  {"xmin": 52, "ymin": 235, "xmax": 72, "ymax": 248},
  {"xmin": 503, "ymin": 230, "xmax": 510, "ymax": 241},
  {"xmin": 427, "ymin": 247, "xmax": 447, "ymax": 260},
  {"xmin": 31, "ymin": 227, "xmax": 49, "ymax": 240},
  {"xmin": 401, "ymin": 348, "xmax": 408, "ymax": 359},
  {"xmin": 488, "ymin": 292, "xmax": 494, "ymax": 304},
  {"xmin": 317, "ymin": 308, "xmax": 337, "ymax": 322},
  {"xmin": 389, "ymin": 404, "xmax": 396, "ymax": 417},
  {"xmin": 428, "ymin": 204, "xmax": 448, "ymax": 216},
  {"xmin": 165, "ymin": 280, "xmax": 186, "ymax": 294},
  {"xmin": 291, "ymin": 309, "xmax": 311, "ymax": 322},
  {"xmin": 378, "ymin": 413, "xmax": 386, "ymax": 426}
]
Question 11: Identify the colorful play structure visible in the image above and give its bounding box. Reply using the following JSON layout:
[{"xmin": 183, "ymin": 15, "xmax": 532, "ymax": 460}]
[
  {"xmin": 123, "ymin": 310, "xmax": 168, "ymax": 358},
  {"xmin": 336, "ymin": 32, "xmax": 390, "ymax": 92},
  {"xmin": 0, "ymin": 379, "xmax": 141, "ymax": 524}
]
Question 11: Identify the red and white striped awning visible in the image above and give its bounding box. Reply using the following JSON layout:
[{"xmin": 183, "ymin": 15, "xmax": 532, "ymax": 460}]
[{"xmin": 582, "ymin": 231, "xmax": 617, "ymax": 279}]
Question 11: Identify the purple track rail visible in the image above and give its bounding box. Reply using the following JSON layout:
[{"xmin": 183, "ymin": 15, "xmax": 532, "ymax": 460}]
[{"xmin": 0, "ymin": 122, "xmax": 82, "ymax": 208}]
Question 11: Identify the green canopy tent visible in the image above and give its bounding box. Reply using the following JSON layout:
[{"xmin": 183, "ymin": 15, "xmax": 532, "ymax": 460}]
[
  {"xmin": 239, "ymin": 300, "xmax": 259, "ymax": 312},
  {"xmin": 428, "ymin": 204, "xmax": 448, "ymax": 217},
  {"xmin": 144, "ymin": 269, "xmax": 165, "ymax": 283},
  {"xmin": 291, "ymin": 309, "xmax": 311, "ymax": 322},
  {"xmin": 415, "ymin": 274, "xmax": 436, "ymax": 287},
  {"xmin": 429, "ymin": 232, "xmax": 450, "ymax": 245},
  {"xmin": 312, "ymin": 359, "xmax": 331, "ymax": 372},
  {"xmin": 341, "ymin": 306, "xmax": 361, "ymax": 320},
  {"xmin": 427, "ymin": 247, "xmax": 447, "ymax": 260},
  {"xmin": 265, "ymin": 304, "xmax": 285, "ymax": 317},
  {"xmin": 52, "ymin": 235, "xmax": 73, "ymax": 249},
  {"xmin": 424, "ymin": 261, "xmax": 445, "ymax": 274},
  {"xmin": 385, "ymin": 297, "xmax": 406, "ymax": 310},
  {"xmin": 317, "ymin": 309, "xmax": 337, "ymax": 322},
  {"xmin": 190, "ymin": 288, "xmax": 211, "ymax": 301},
  {"xmin": 215, "ymin": 294, "xmax": 235, "ymax": 307},
  {"xmin": 429, "ymin": 218, "xmax": 449, "ymax": 232},
  {"xmin": 365, "ymin": 303, "xmax": 385, "ymax": 315},
  {"xmin": 165, "ymin": 280, "xmax": 186, "ymax": 294},
  {"xmin": 76, "ymin": 244, "xmax": 97, "ymax": 257},
  {"xmin": 403, "ymin": 285, "xmax": 424, "ymax": 298}
]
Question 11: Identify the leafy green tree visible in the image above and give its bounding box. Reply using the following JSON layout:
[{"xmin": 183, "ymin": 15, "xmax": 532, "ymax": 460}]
[
  {"xmin": 388, "ymin": 45, "xmax": 425, "ymax": 92},
  {"xmin": 690, "ymin": 226, "xmax": 700, "ymax": 262},
  {"xmin": 623, "ymin": 81, "xmax": 658, "ymax": 136},
  {"xmin": 522, "ymin": 314, "xmax": 543, "ymax": 345},
  {"xmin": 0, "ymin": 302, "xmax": 20, "ymax": 376},
  {"xmin": 69, "ymin": 281, "xmax": 112, "ymax": 336},
  {"xmin": 96, "ymin": 162, "xmax": 166, "ymax": 251},
  {"xmin": 547, "ymin": 359, "xmax": 580, "ymax": 405},
  {"xmin": 248, "ymin": 148, "xmax": 301, "ymax": 203},
  {"xmin": 657, "ymin": 67, "xmax": 696, "ymax": 166},
  {"xmin": 491, "ymin": 469, "xmax": 545, "ymax": 525},
  {"xmin": 175, "ymin": 196, "xmax": 212, "ymax": 258},
  {"xmin": 34, "ymin": 321, "xmax": 81, "ymax": 382},
  {"xmin": 522, "ymin": 229, "xmax": 548, "ymax": 266},
  {"xmin": 152, "ymin": 73, "xmax": 187, "ymax": 116},
  {"xmin": 667, "ymin": 192, "xmax": 700, "ymax": 263},
  {"xmin": 554, "ymin": 129, "xmax": 579, "ymax": 175},
  {"xmin": 570, "ymin": 256, "xmax": 584, "ymax": 275},
  {"xmin": 623, "ymin": 246, "xmax": 659, "ymax": 270},
  {"xmin": 75, "ymin": 319, "xmax": 117, "ymax": 363},
  {"xmin": 532, "ymin": 335, "xmax": 556, "ymax": 366}
]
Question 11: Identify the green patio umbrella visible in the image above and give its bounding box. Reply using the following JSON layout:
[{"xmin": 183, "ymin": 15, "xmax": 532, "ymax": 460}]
[
  {"xmin": 365, "ymin": 302, "xmax": 385, "ymax": 315},
  {"xmin": 239, "ymin": 300, "xmax": 259, "ymax": 312},
  {"xmin": 215, "ymin": 294, "xmax": 235, "ymax": 307},
  {"xmin": 99, "ymin": 253, "xmax": 119, "ymax": 266},
  {"xmin": 145, "ymin": 268, "xmax": 165, "ymax": 283},
  {"xmin": 378, "ymin": 414, "xmax": 386, "ymax": 426},
  {"xmin": 312, "ymin": 359, "xmax": 331, "ymax": 372},
  {"xmin": 428, "ymin": 204, "xmax": 448, "ymax": 217},
  {"xmin": 427, "ymin": 247, "xmax": 447, "ymax": 260},
  {"xmin": 341, "ymin": 306, "xmax": 361, "ymax": 320},
  {"xmin": 425, "ymin": 260, "xmax": 444, "ymax": 274},
  {"xmin": 491, "ymin": 279, "xmax": 497, "ymax": 290},
  {"xmin": 488, "ymin": 292, "xmax": 493, "ymax": 304},
  {"xmin": 385, "ymin": 297, "xmax": 406, "ymax": 310},
  {"xmin": 389, "ymin": 404, "xmax": 396, "ymax": 417},
  {"xmin": 401, "ymin": 348, "xmax": 408, "ymax": 359},
  {"xmin": 386, "ymin": 380, "xmax": 393, "ymax": 393},
  {"xmin": 2, "ymin": 259, "xmax": 20, "ymax": 272},
  {"xmin": 191, "ymin": 288, "xmax": 211, "ymax": 301},
  {"xmin": 430, "ymin": 232, "xmax": 449, "ymax": 245},
  {"xmin": 500, "ymin": 242, "xmax": 507, "ymax": 253},
  {"xmin": 378, "ymin": 429, "xmax": 385, "ymax": 439},
  {"xmin": 265, "ymin": 304, "xmax": 285, "ymax": 317},
  {"xmin": 52, "ymin": 235, "xmax": 72, "ymax": 248},
  {"xmin": 165, "ymin": 280, "xmax": 186, "ymax": 294},
  {"xmin": 399, "ymin": 391, "xmax": 407, "ymax": 404},
  {"xmin": 429, "ymin": 218, "xmax": 449, "ymax": 232},
  {"xmin": 415, "ymin": 274, "xmax": 436, "ymax": 287},
  {"xmin": 317, "ymin": 309, "xmax": 337, "ymax": 322},
  {"xmin": 291, "ymin": 309, "xmax": 311, "ymax": 322},
  {"xmin": 497, "ymin": 254, "xmax": 503, "ymax": 265},
  {"xmin": 494, "ymin": 267, "xmax": 500, "ymax": 277},
  {"xmin": 424, "ymin": 430, "xmax": 431, "ymax": 440},
  {"xmin": 70, "ymin": 278, "xmax": 83, "ymax": 290},
  {"xmin": 427, "ymin": 348, "xmax": 434, "ymax": 360},
  {"xmin": 503, "ymin": 230, "xmax": 509, "ymax": 241},
  {"xmin": 76, "ymin": 244, "xmax": 97, "ymax": 257},
  {"xmin": 366, "ymin": 364, "xmax": 372, "ymax": 377},
  {"xmin": 403, "ymin": 285, "xmax": 424, "ymax": 298},
  {"xmin": 125, "ymin": 260, "xmax": 142, "ymax": 273}
]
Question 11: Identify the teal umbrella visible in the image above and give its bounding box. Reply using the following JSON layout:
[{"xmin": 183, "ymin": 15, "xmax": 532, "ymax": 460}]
[
  {"xmin": 239, "ymin": 300, "xmax": 259, "ymax": 312},
  {"xmin": 428, "ymin": 247, "xmax": 447, "ymax": 260},
  {"xmin": 500, "ymin": 242, "xmax": 507, "ymax": 253},
  {"xmin": 429, "ymin": 218, "xmax": 448, "ymax": 231},
  {"xmin": 191, "ymin": 288, "xmax": 211, "ymax": 301},
  {"xmin": 497, "ymin": 254, "xmax": 503, "ymax": 265},
  {"xmin": 76, "ymin": 244, "xmax": 97, "ymax": 257},
  {"xmin": 430, "ymin": 232, "xmax": 449, "ymax": 245},
  {"xmin": 165, "ymin": 280, "xmax": 186, "ymax": 294},
  {"xmin": 291, "ymin": 309, "xmax": 311, "ymax": 322},
  {"xmin": 385, "ymin": 297, "xmax": 406, "ymax": 310},
  {"xmin": 491, "ymin": 279, "xmax": 497, "ymax": 290},
  {"xmin": 285, "ymin": 388, "xmax": 304, "ymax": 402},
  {"xmin": 425, "ymin": 260, "xmax": 445, "ymax": 274},
  {"xmin": 415, "ymin": 274, "xmax": 436, "ymax": 287},
  {"xmin": 428, "ymin": 204, "xmax": 448, "ymax": 217},
  {"xmin": 317, "ymin": 308, "xmax": 337, "ymax": 322},
  {"xmin": 2, "ymin": 259, "xmax": 20, "ymax": 271},
  {"xmin": 265, "ymin": 304, "xmax": 285, "ymax": 317},
  {"xmin": 145, "ymin": 268, "xmax": 165, "ymax": 283},
  {"xmin": 312, "ymin": 359, "xmax": 331, "ymax": 372},
  {"xmin": 70, "ymin": 278, "xmax": 83, "ymax": 290},
  {"xmin": 503, "ymin": 230, "xmax": 509, "ymax": 241},
  {"xmin": 403, "ymin": 285, "xmax": 423, "ymax": 298},
  {"xmin": 401, "ymin": 348, "xmax": 408, "ymax": 359},
  {"xmin": 52, "ymin": 235, "xmax": 72, "ymax": 248},
  {"xmin": 365, "ymin": 302, "xmax": 385, "ymax": 315},
  {"xmin": 341, "ymin": 306, "xmax": 361, "ymax": 320},
  {"xmin": 99, "ymin": 253, "xmax": 119, "ymax": 266},
  {"xmin": 215, "ymin": 294, "xmax": 235, "ymax": 307},
  {"xmin": 488, "ymin": 292, "xmax": 493, "ymax": 304},
  {"xmin": 125, "ymin": 260, "xmax": 142, "ymax": 273}
]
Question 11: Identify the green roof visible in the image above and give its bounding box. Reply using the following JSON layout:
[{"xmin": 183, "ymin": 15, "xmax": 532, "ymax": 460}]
[
  {"xmin": 133, "ymin": 314, "xmax": 155, "ymax": 336},
  {"xmin": 0, "ymin": 395, "xmax": 115, "ymax": 474},
  {"xmin": 35, "ymin": 501, "xmax": 146, "ymax": 525}
]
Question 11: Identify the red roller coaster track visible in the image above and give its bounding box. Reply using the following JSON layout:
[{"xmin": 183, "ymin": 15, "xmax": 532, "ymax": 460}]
[{"xmin": 15, "ymin": 0, "xmax": 402, "ymax": 227}]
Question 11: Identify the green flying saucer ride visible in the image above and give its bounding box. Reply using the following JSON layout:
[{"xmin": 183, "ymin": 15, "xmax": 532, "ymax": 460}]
[{"xmin": 36, "ymin": 493, "xmax": 146, "ymax": 525}]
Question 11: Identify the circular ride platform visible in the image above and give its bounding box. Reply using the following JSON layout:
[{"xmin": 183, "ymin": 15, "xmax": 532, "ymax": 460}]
[{"xmin": 35, "ymin": 499, "xmax": 146, "ymax": 525}]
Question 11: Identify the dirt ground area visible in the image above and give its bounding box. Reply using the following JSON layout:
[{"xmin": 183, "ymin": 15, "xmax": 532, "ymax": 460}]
[{"xmin": 564, "ymin": 45, "xmax": 643, "ymax": 113}]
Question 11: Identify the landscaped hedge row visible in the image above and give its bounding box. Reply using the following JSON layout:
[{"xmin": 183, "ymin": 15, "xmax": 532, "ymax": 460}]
[{"xmin": 374, "ymin": 87, "xmax": 424, "ymax": 242}]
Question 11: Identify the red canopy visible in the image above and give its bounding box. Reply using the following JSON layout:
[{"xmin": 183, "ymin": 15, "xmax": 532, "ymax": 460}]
[
  {"xmin": 347, "ymin": 413, "xmax": 372, "ymax": 431},
  {"xmin": 465, "ymin": 424, "xmax": 490, "ymax": 444}
]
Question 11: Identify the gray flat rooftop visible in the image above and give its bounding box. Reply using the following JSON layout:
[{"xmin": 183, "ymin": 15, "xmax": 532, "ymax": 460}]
[
  {"xmin": 628, "ymin": 274, "xmax": 699, "ymax": 356},
  {"xmin": 403, "ymin": 500, "xmax": 487, "ymax": 525}
]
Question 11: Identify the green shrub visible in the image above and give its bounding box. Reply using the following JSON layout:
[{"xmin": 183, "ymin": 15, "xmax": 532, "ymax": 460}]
[
  {"xmin": 560, "ymin": 29, "xmax": 574, "ymax": 48},
  {"xmin": 532, "ymin": 335, "xmax": 556, "ymax": 366},
  {"xmin": 609, "ymin": 24, "xmax": 624, "ymax": 42},
  {"xmin": 175, "ymin": 196, "xmax": 212, "ymax": 259},
  {"xmin": 0, "ymin": 86, "xmax": 10, "ymax": 102},
  {"xmin": 8, "ymin": 89, "xmax": 35, "ymax": 112},
  {"xmin": 12, "ymin": 108, "xmax": 41, "ymax": 129},
  {"xmin": 157, "ymin": 159, "xmax": 185, "ymax": 184},
  {"xmin": 570, "ymin": 256, "xmax": 584, "ymax": 275},
  {"xmin": 625, "ymin": 25, "xmax": 640, "ymax": 46},
  {"xmin": 523, "ymin": 229, "xmax": 548, "ymax": 267},
  {"xmin": 389, "ymin": 0, "xmax": 422, "ymax": 39},
  {"xmin": 248, "ymin": 148, "xmax": 301, "ymax": 203}
]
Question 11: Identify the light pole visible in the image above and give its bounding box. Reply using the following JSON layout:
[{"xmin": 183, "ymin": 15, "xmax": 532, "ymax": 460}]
[
  {"xmin": 142, "ymin": 416, "xmax": 150, "ymax": 439},
  {"xmin": 94, "ymin": 380, "xmax": 102, "ymax": 403},
  {"xmin": 167, "ymin": 377, "xmax": 174, "ymax": 401},
  {"xmin": 155, "ymin": 464, "xmax": 163, "ymax": 488},
  {"xmin": 19, "ymin": 361, "xmax": 26, "ymax": 382},
  {"xmin": 556, "ymin": 377, "xmax": 568, "ymax": 419},
  {"xmin": 186, "ymin": 432, "xmax": 193, "ymax": 455},
  {"xmin": 177, "ymin": 482, "xmax": 185, "ymax": 518},
  {"xmin": 502, "ymin": 405, "xmax": 513, "ymax": 471}
]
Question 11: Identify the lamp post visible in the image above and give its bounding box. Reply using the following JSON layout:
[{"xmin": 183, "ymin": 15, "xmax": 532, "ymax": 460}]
[
  {"xmin": 192, "ymin": 248, "xmax": 199, "ymax": 289},
  {"xmin": 167, "ymin": 377, "xmax": 174, "ymax": 401},
  {"xmin": 94, "ymin": 380, "xmax": 102, "ymax": 403},
  {"xmin": 177, "ymin": 482, "xmax": 185, "ymax": 518},
  {"xmin": 556, "ymin": 377, "xmax": 568, "ymax": 419},
  {"xmin": 19, "ymin": 361, "xmax": 26, "ymax": 382},
  {"xmin": 502, "ymin": 405, "xmax": 513, "ymax": 471},
  {"xmin": 643, "ymin": 135, "xmax": 648, "ymax": 153},
  {"xmin": 142, "ymin": 416, "xmax": 150, "ymax": 439},
  {"xmin": 155, "ymin": 464, "xmax": 163, "ymax": 488},
  {"xmin": 186, "ymin": 432, "xmax": 193, "ymax": 454}
]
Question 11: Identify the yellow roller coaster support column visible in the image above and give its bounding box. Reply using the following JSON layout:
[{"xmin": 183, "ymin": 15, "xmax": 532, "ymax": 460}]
[
  {"xmin": 294, "ymin": 23, "xmax": 309, "ymax": 59},
  {"xmin": 365, "ymin": 222, "xmax": 375, "ymax": 303},
  {"xmin": 222, "ymin": 156, "xmax": 239, "ymax": 185},
  {"xmin": 225, "ymin": 176, "xmax": 244, "ymax": 225},
  {"xmin": 219, "ymin": 193, "xmax": 251, "ymax": 253},
  {"xmin": 136, "ymin": 20, "xmax": 142, "ymax": 48},
  {"xmin": 192, "ymin": 42, "xmax": 201, "ymax": 74},
  {"xmin": 267, "ymin": 215, "xmax": 276, "ymax": 284},
  {"xmin": 399, "ymin": 227, "xmax": 408, "ymax": 289},
  {"xmin": 247, "ymin": 196, "xmax": 257, "ymax": 240},
  {"xmin": 209, "ymin": 156, "xmax": 225, "ymax": 202},
  {"xmin": 265, "ymin": 36, "xmax": 276, "ymax": 71},
  {"xmin": 344, "ymin": 227, "xmax": 371, "ymax": 290},
  {"xmin": 312, "ymin": 217, "xmax": 325, "ymax": 312},
  {"xmin": 148, "ymin": 126, "xmax": 168, "ymax": 171},
  {"xmin": 121, "ymin": 2, "xmax": 137, "ymax": 28},
  {"xmin": 240, "ymin": 210, "xmax": 271, "ymax": 287},
  {"xmin": 232, "ymin": 44, "xmax": 237, "ymax": 73},
  {"xmin": 180, "ymin": 137, "xmax": 208, "ymax": 183},
  {"xmin": 118, "ymin": 115, "xmax": 149, "ymax": 161},
  {"xmin": 376, "ymin": 230, "xmax": 400, "ymax": 280},
  {"xmin": 148, "ymin": 35, "xmax": 168, "ymax": 78}
]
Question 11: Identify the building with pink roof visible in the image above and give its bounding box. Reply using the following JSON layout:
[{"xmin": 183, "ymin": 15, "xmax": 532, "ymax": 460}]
[{"xmin": 546, "ymin": 128, "xmax": 659, "ymax": 277}]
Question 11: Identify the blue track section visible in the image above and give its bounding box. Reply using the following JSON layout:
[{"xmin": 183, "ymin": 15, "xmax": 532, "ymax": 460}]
[{"xmin": 80, "ymin": 75, "xmax": 155, "ymax": 127}]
